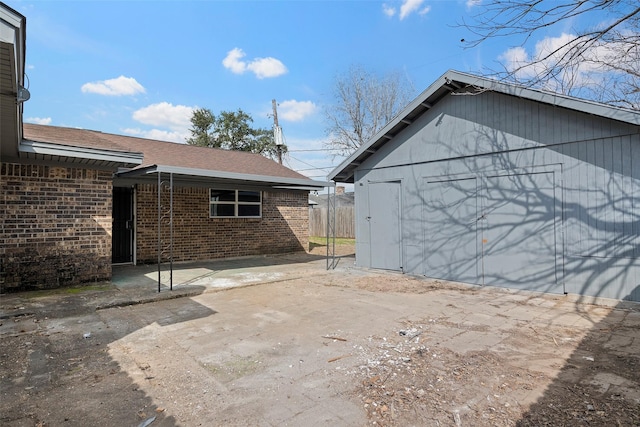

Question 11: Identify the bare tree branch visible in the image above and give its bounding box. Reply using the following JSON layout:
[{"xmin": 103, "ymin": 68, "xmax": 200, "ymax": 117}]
[
  {"xmin": 461, "ymin": 0, "xmax": 640, "ymax": 109},
  {"xmin": 324, "ymin": 65, "xmax": 414, "ymax": 157}
]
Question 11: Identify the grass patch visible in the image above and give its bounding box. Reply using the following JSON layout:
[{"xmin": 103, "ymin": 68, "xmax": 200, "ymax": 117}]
[{"xmin": 309, "ymin": 236, "xmax": 355, "ymax": 246}]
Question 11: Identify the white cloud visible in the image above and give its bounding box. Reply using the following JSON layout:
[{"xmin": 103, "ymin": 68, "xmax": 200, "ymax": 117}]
[
  {"xmin": 127, "ymin": 102, "xmax": 195, "ymax": 143},
  {"xmin": 418, "ymin": 5, "xmax": 431, "ymax": 15},
  {"xmin": 498, "ymin": 32, "xmax": 629, "ymax": 93},
  {"xmin": 399, "ymin": 0, "xmax": 425, "ymax": 20},
  {"xmin": 247, "ymin": 57, "xmax": 288, "ymax": 79},
  {"xmin": 122, "ymin": 127, "xmax": 188, "ymax": 144},
  {"xmin": 278, "ymin": 100, "xmax": 317, "ymax": 122},
  {"xmin": 384, "ymin": 0, "xmax": 431, "ymax": 20},
  {"xmin": 81, "ymin": 75, "xmax": 145, "ymax": 96},
  {"xmin": 466, "ymin": 0, "xmax": 481, "ymax": 8},
  {"xmin": 500, "ymin": 33, "xmax": 591, "ymax": 89},
  {"xmin": 26, "ymin": 117, "xmax": 52, "ymax": 125},
  {"xmin": 499, "ymin": 46, "xmax": 529, "ymax": 72},
  {"xmin": 222, "ymin": 48, "xmax": 288, "ymax": 79},
  {"xmin": 132, "ymin": 102, "xmax": 193, "ymax": 129},
  {"xmin": 382, "ymin": 3, "xmax": 396, "ymax": 17},
  {"xmin": 222, "ymin": 48, "xmax": 247, "ymax": 74}
]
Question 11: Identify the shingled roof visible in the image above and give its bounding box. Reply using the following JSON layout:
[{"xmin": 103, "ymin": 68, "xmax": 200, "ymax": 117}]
[{"xmin": 23, "ymin": 123, "xmax": 310, "ymax": 181}]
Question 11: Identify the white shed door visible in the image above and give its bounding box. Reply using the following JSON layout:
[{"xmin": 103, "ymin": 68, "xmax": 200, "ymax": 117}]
[{"xmin": 368, "ymin": 181, "xmax": 402, "ymax": 271}]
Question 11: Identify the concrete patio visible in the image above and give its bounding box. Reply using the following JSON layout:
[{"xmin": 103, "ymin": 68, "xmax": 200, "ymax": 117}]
[{"xmin": 1, "ymin": 252, "xmax": 638, "ymax": 426}]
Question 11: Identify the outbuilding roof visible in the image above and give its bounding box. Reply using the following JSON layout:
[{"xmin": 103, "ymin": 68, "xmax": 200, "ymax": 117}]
[
  {"xmin": 22, "ymin": 124, "xmax": 327, "ymax": 190},
  {"xmin": 329, "ymin": 70, "xmax": 640, "ymax": 183}
]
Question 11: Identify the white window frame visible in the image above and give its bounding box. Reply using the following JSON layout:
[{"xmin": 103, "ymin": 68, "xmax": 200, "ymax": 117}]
[{"xmin": 209, "ymin": 189, "xmax": 262, "ymax": 218}]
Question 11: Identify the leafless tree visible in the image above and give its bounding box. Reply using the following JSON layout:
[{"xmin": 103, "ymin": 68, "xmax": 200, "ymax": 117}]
[
  {"xmin": 462, "ymin": 0, "xmax": 640, "ymax": 109},
  {"xmin": 324, "ymin": 65, "xmax": 414, "ymax": 157}
]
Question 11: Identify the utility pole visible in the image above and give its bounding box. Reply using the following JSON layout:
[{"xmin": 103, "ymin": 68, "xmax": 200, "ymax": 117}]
[{"xmin": 272, "ymin": 99, "xmax": 283, "ymax": 164}]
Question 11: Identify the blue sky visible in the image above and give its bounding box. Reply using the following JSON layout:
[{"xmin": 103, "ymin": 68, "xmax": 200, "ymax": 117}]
[{"xmin": 11, "ymin": 0, "xmax": 601, "ymax": 181}]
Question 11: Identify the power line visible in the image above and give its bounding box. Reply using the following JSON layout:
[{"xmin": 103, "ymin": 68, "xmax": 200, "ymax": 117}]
[
  {"xmin": 296, "ymin": 166, "xmax": 335, "ymax": 172},
  {"xmin": 288, "ymin": 148, "xmax": 345, "ymax": 153},
  {"xmin": 287, "ymin": 154, "xmax": 332, "ymax": 171}
]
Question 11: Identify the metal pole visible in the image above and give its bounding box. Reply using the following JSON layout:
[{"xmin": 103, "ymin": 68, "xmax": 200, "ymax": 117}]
[
  {"xmin": 326, "ymin": 184, "xmax": 336, "ymax": 270},
  {"xmin": 326, "ymin": 185, "xmax": 329, "ymax": 270},
  {"xmin": 157, "ymin": 171, "xmax": 161, "ymax": 293},
  {"xmin": 169, "ymin": 173, "xmax": 173, "ymax": 291},
  {"xmin": 332, "ymin": 188, "xmax": 336, "ymax": 267}
]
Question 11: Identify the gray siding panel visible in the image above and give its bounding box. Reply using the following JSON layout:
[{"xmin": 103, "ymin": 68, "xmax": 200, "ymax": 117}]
[
  {"xmin": 422, "ymin": 177, "xmax": 479, "ymax": 283},
  {"xmin": 482, "ymin": 172, "xmax": 561, "ymax": 293},
  {"xmin": 370, "ymin": 91, "xmax": 637, "ymax": 172}
]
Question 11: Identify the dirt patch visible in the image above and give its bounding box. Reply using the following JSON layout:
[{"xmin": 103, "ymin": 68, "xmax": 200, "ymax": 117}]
[{"xmin": 348, "ymin": 317, "xmax": 639, "ymax": 426}]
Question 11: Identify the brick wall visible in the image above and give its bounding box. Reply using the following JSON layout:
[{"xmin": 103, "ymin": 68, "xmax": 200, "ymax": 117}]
[
  {"xmin": 1, "ymin": 163, "xmax": 113, "ymax": 292},
  {"xmin": 135, "ymin": 184, "xmax": 309, "ymax": 263}
]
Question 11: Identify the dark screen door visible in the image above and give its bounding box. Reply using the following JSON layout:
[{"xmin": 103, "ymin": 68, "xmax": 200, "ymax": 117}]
[{"xmin": 112, "ymin": 186, "xmax": 134, "ymax": 263}]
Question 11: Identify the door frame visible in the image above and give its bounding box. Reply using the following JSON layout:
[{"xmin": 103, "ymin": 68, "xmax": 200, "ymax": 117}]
[
  {"xmin": 112, "ymin": 185, "xmax": 136, "ymax": 265},
  {"xmin": 367, "ymin": 179, "xmax": 403, "ymax": 271}
]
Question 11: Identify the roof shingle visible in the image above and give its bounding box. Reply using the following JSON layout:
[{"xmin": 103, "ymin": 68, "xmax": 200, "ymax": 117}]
[{"xmin": 23, "ymin": 123, "xmax": 308, "ymax": 180}]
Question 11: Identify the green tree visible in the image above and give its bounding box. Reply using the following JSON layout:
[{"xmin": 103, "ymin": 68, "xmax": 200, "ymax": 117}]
[
  {"xmin": 186, "ymin": 108, "xmax": 286, "ymax": 160},
  {"xmin": 187, "ymin": 108, "xmax": 217, "ymax": 147}
]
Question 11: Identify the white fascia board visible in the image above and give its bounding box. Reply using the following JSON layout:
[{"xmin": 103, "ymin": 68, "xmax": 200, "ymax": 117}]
[
  {"xmin": 20, "ymin": 140, "xmax": 144, "ymax": 164},
  {"xmin": 0, "ymin": 5, "xmax": 24, "ymax": 43},
  {"xmin": 121, "ymin": 164, "xmax": 329, "ymax": 189},
  {"xmin": 0, "ymin": 4, "xmax": 25, "ymax": 83}
]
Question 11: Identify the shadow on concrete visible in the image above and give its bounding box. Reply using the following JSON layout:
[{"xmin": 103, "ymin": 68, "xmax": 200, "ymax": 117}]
[
  {"xmin": 0, "ymin": 284, "xmax": 217, "ymax": 426},
  {"xmin": 516, "ymin": 288, "xmax": 640, "ymax": 425}
]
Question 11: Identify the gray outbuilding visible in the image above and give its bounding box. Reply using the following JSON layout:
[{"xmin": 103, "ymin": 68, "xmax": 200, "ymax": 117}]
[{"xmin": 329, "ymin": 70, "xmax": 640, "ymax": 302}]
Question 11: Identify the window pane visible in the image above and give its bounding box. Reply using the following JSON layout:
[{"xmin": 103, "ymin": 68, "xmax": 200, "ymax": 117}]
[
  {"xmin": 210, "ymin": 189, "xmax": 236, "ymax": 202},
  {"xmin": 238, "ymin": 204, "xmax": 260, "ymax": 217},
  {"xmin": 238, "ymin": 191, "xmax": 261, "ymax": 202},
  {"xmin": 210, "ymin": 204, "xmax": 235, "ymax": 217}
]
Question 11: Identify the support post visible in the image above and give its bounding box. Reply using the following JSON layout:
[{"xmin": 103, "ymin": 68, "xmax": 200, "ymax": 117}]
[
  {"xmin": 157, "ymin": 171, "xmax": 161, "ymax": 293},
  {"xmin": 169, "ymin": 172, "xmax": 174, "ymax": 290},
  {"xmin": 326, "ymin": 184, "xmax": 337, "ymax": 269},
  {"xmin": 157, "ymin": 171, "xmax": 174, "ymax": 292}
]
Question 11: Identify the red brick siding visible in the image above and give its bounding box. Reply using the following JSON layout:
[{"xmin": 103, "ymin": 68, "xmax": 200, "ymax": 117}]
[
  {"xmin": 135, "ymin": 185, "xmax": 308, "ymax": 263},
  {"xmin": 0, "ymin": 163, "xmax": 112, "ymax": 292}
]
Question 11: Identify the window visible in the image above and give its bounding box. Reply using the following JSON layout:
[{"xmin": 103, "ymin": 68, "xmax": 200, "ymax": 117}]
[{"xmin": 210, "ymin": 189, "xmax": 261, "ymax": 218}]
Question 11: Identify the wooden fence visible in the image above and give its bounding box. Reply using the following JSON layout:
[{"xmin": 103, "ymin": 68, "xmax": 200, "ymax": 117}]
[{"xmin": 309, "ymin": 207, "xmax": 355, "ymax": 238}]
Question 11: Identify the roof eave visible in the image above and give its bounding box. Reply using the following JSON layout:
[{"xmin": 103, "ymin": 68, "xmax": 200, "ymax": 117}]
[
  {"xmin": 19, "ymin": 139, "xmax": 144, "ymax": 165},
  {"xmin": 117, "ymin": 164, "xmax": 329, "ymax": 190}
]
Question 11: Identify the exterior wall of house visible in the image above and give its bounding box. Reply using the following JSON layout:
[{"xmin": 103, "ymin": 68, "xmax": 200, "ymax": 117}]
[
  {"xmin": 353, "ymin": 90, "xmax": 640, "ymax": 302},
  {"xmin": 134, "ymin": 184, "xmax": 308, "ymax": 263},
  {"xmin": 0, "ymin": 163, "xmax": 113, "ymax": 292}
]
